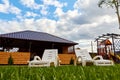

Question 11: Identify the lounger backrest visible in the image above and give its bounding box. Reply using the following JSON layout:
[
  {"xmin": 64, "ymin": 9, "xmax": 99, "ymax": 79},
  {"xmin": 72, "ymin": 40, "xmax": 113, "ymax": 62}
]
[
  {"xmin": 80, "ymin": 49, "xmax": 92, "ymax": 60},
  {"xmin": 42, "ymin": 49, "xmax": 58, "ymax": 63},
  {"xmin": 75, "ymin": 49, "xmax": 92, "ymax": 61}
]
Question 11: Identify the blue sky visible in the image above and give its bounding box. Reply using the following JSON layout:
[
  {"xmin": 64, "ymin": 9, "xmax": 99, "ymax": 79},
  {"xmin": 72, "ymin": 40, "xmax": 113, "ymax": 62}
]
[
  {"xmin": 0, "ymin": 0, "xmax": 119, "ymax": 52},
  {"xmin": 0, "ymin": 0, "xmax": 76, "ymax": 21}
]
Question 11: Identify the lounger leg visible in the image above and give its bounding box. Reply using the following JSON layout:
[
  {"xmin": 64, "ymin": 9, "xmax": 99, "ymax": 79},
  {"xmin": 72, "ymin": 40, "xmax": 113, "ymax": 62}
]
[
  {"xmin": 28, "ymin": 62, "xmax": 32, "ymax": 67},
  {"xmin": 74, "ymin": 58, "xmax": 77, "ymax": 66},
  {"xmin": 82, "ymin": 61, "xmax": 86, "ymax": 66}
]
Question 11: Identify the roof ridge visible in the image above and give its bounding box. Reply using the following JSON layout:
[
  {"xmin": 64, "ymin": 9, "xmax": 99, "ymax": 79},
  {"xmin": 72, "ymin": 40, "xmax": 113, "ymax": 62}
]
[
  {"xmin": 0, "ymin": 30, "xmax": 77, "ymax": 45},
  {"xmin": 44, "ymin": 32, "xmax": 76, "ymax": 43}
]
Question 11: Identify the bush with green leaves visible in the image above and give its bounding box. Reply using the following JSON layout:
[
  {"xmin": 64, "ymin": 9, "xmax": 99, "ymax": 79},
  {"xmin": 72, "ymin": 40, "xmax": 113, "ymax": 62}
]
[
  {"xmin": 8, "ymin": 55, "xmax": 13, "ymax": 65},
  {"xmin": 70, "ymin": 57, "xmax": 74, "ymax": 65}
]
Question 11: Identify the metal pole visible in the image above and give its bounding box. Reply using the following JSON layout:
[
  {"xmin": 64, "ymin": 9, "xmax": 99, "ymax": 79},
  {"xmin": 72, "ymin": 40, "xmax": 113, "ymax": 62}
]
[
  {"xmin": 96, "ymin": 40, "xmax": 99, "ymax": 54},
  {"xmin": 73, "ymin": 45, "xmax": 75, "ymax": 53},
  {"xmin": 91, "ymin": 41, "xmax": 93, "ymax": 53},
  {"xmin": 111, "ymin": 35, "xmax": 115, "ymax": 55}
]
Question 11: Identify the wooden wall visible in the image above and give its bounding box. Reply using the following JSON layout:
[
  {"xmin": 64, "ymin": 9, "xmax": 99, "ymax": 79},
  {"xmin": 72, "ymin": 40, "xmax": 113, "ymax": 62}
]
[
  {"xmin": 58, "ymin": 54, "xmax": 76, "ymax": 65},
  {"xmin": 0, "ymin": 52, "xmax": 30, "ymax": 64},
  {"xmin": 62, "ymin": 46, "xmax": 68, "ymax": 54},
  {"xmin": 58, "ymin": 46, "xmax": 76, "ymax": 65},
  {"xmin": 0, "ymin": 47, "xmax": 76, "ymax": 65}
]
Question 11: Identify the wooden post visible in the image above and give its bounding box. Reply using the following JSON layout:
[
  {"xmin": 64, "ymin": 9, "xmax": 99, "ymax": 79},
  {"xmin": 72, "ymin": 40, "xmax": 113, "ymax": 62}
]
[
  {"xmin": 52, "ymin": 43, "xmax": 54, "ymax": 49},
  {"xmin": 29, "ymin": 41, "xmax": 32, "ymax": 52},
  {"xmin": 111, "ymin": 35, "xmax": 115, "ymax": 55},
  {"xmin": 96, "ymin": 40, "xmax": 99, "ymax": 55}
]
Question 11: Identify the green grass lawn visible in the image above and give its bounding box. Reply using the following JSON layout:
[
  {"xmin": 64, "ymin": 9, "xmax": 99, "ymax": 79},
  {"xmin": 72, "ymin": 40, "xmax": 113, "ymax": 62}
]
[{"xmin": 0, "ymin": 65, "xmax": 120, "ymax": 80}]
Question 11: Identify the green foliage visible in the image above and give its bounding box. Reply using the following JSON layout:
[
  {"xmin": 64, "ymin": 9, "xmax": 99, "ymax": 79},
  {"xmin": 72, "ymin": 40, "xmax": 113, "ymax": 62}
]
[
  {"xmin": 98, "ymin": 0, "xmax": 106, "ymax": 7},
  {"xmin": 70, "ymin": 57, "xmax": 74, "ymax": 65},
  {"xmin": 98, "ymin": 0, "xmax": 116, "ymax": 8},
  {"xmin": 8, "ymin": 55, "xmax": 13, "ymax": 65},
  {"xmin": 98, "ymin": 0, "xmax": 120, "ymax": 29},
  {"xmin": 0, "ymin": 65, "xmax": 120, "ymax": 80}
]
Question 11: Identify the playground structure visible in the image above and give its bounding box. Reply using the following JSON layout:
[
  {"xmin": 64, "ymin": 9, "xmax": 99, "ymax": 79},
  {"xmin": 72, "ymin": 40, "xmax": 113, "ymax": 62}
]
[{"xmin": 95, "ymin": 33, "xmax": 120, "ymax": 63}]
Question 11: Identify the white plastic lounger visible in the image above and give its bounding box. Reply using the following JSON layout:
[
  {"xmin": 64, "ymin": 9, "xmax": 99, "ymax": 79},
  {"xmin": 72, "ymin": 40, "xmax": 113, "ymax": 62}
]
[
  {"xmin": 42, "ymin": 49, "xmax": 60, "ymax": 67},
  {"xmin": 75, "ymin": 49, "xmax": 114, "ymax": 66},
  {"xmin": 93, "ymin": 56, "xmax": 114, "ymax": 66},
  {"xmin": 28, "ymin": 49, "xmax": 60, "ymax": 67},
  {"xmin": 28, "ymin": 56, "xmax": 50, "ymax": 67}
]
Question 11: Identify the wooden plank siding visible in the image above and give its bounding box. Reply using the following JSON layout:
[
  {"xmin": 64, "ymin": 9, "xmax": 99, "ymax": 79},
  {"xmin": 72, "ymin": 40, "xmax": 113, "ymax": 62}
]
[
  {"xmin": 0, "ymin": 52, "xmax": 30, "ymax": 64},
  {"xmin": 0, "ymin": 52, "xmax": 76, "ymax": 65},
  {"xmin": 58, "ymin": 54, "xmax": 76, "ymax": 65}
]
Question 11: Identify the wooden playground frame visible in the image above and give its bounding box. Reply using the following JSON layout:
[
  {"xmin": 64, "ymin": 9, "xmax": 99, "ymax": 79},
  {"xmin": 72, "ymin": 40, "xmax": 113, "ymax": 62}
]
[{"xmin": 95, "ymin": 33, "xmax": 120, "ymax": 63}]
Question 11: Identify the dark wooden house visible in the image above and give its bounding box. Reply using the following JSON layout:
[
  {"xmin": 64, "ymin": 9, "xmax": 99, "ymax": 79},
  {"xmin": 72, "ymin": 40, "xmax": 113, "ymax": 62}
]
[{"xmin": 0, "ymin": 30, "xmax": 77, "ymax": 65}]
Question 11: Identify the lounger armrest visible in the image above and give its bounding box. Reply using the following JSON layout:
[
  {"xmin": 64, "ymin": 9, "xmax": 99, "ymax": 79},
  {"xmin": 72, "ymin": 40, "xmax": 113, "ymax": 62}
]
[
  {"xmin": 57, "ymin": 56, "xmax": 61, "ymax": 66},
  {"xmin": 93, "ymin": 55, "xmax": 103, "ymax": 60},
  {"xmin": 33, "ymin": 56, "xmax": 42, "ymax": 61},
  {"xmin": 76, "ymin": 56, "xmax": 86, "ymax": 66},
  {"xmin": 77, "ymin": 56, "xmax": 82, "ymax": 62}
]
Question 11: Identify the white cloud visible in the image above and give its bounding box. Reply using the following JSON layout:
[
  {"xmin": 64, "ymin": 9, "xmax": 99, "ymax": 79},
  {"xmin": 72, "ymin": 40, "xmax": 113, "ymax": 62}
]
[
  {"xmin": 0, "ymin": 0, "xmax": 21, "ymax": 15},
  {"xmin": 43, "ymin": 0, "xmax": 67, "ymax": 8},
  {"xmin": 20, "ymin": 0, "xmax": 41, "ymax": 9},
  {"xmin": 0, "ymin": 20, "xmax": 22, "ymax": 33},
  {"xmin": 75, "ymin": 39, "xmax": 96, "ymax": 52},
  {"xmin": 74, "ymin": 0, "xmax": 90, "ymax": 9},
  {"xmin": 54, "ymin": 8, "xmax": 64, "ymax": 17},
  {"xmin": 24, "ymin": 12, "xmax": 39, "ymax": 17},
  {"xmin": 1, "ymin": 0, "xmax": 120, "ymax": 52},
  {"xmin": 53, "ymin": 0, "xmax": 120, "ymax": 51},
  {"xmin": 20, "ymin": 0, "xmax": 67, "ymax": 16},
  {"xmin": 40, "ymin": 5, "xmax": 48, "ymax": 15},
  {"xmin": 9, "ymin": 5, "xmax": 21, "ymax": 15},
  {"xmin": 35, "ymin": 18, "xmax": 57, "ymax": 33},
  {"xmin": 40, "ymin": 0, "xmax": 67, "ymax": 15},
  {"xmin": 0, "ymin": 18, "xmax": 57, "ymax": 35},
  {"xmin": 71, "ymin": 0, "xmax": 120, "ymax": 51},
  {"xmin": 0, "ymin": 0, "xmax": 9, "ymax": 13}
]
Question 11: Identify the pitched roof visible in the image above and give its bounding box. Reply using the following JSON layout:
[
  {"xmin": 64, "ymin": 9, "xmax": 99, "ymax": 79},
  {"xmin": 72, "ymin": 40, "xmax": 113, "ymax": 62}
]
[{"xmin": 0, "ymin": 30, "xmax": 77, "ymax": 45}]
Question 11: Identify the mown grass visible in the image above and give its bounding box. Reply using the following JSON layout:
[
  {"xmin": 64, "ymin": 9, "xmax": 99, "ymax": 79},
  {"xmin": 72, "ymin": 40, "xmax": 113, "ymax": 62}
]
[{"xmin": 0, "ymin": 65, "xmax": 120, "ymax": 80}]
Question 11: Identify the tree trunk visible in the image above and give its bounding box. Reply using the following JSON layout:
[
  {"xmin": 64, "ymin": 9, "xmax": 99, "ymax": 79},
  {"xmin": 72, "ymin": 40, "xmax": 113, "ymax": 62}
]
[{"xmin": 114, "ymin": 0, "xmax": 120, "ymax": 29}]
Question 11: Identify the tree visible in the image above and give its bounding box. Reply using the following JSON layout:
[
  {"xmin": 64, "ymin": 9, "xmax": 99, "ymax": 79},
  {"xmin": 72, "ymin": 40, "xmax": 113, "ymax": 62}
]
[{"xmin": 98, "ymin": 0, "xmax": 120, "ymax": 29}]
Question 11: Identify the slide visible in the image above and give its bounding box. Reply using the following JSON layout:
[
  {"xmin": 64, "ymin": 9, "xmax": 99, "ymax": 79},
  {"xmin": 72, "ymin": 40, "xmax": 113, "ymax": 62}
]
[{"xmin": 110, "ymin": 52, "xmax": 120, "ymax": 63}]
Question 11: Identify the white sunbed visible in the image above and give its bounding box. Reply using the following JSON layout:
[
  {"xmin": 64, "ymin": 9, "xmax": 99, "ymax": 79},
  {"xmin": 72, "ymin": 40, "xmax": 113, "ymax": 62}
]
[
  {"xmin": 75, "ymin": 49, "xmax": 114, "ymax": 66},
  {"xmin": 28, "ymin": 49, "xmax": 60, "ymax": 67}
]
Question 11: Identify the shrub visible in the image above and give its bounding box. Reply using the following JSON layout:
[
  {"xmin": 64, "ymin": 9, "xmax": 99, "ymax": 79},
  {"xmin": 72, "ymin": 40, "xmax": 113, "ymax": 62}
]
[
  {"xmin": 70, "ymin": 57, "xmax": 74, "ymax": 65},
  {"xmin": 8, "ymin": 55, "xmax": 13, "ymax": 65}
]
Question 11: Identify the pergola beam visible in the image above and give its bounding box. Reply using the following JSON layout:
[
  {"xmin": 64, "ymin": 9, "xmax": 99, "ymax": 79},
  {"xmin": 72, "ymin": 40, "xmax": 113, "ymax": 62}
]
[{"xmin": 95, "ymin": 33, "xmax": 120, "ymax": 55}]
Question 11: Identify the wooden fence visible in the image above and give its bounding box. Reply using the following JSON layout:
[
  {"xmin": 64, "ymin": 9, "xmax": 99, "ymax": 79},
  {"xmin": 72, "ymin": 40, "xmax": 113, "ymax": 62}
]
[
  {"xmin": 58, "ymin": 54, "xmax": 76, "ymax": 65},
  {"xmin": 0, "ymin": 52, "xmax": 76, "ymax": 65},
  {"xmin": 0, "ymin": 52, "xmax": 30, "ymax": 64}
]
